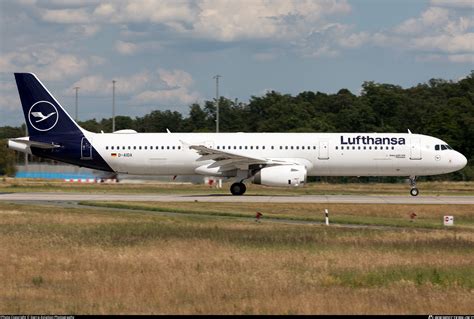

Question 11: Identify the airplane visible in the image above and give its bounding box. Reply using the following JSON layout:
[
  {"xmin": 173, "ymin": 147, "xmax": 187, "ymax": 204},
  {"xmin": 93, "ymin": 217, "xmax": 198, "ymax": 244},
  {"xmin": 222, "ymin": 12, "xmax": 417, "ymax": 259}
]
[{"xmin": 7, "ymin": 73, "xmax": 468, "ymax": 196}]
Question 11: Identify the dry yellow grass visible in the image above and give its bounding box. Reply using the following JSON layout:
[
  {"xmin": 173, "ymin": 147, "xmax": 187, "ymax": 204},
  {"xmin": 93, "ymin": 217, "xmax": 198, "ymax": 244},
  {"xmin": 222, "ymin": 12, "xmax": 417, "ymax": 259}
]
[{"xmin": 0, "ymin": 201, "xmax": 473, "ymax": 314}]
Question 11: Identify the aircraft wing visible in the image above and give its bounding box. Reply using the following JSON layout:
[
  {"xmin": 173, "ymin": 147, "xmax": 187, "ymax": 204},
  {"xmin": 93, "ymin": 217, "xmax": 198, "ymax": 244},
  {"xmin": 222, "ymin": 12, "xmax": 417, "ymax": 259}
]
[
  {"xmin": 9, "ymin": 138, "xmax": 60, "ymax": 149},
  {"xmin": 188, "ymin": 144, "xmax": 293, "ymax": 172}
]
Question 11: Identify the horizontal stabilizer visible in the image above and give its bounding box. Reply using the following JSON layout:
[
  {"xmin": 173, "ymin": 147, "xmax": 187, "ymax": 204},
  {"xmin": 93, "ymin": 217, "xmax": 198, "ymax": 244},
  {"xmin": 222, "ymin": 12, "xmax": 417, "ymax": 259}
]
[{"xmin": 9, "ymin": 137, "xmax": 60, "ymax": 149}]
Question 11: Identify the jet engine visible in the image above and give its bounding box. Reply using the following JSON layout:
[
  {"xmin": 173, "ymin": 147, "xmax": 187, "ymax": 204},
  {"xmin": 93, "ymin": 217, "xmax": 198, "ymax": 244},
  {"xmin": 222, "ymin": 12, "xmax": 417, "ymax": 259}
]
[{"xmin": 253, "ymin": 165, "xmax": 307, "ymax": 187}]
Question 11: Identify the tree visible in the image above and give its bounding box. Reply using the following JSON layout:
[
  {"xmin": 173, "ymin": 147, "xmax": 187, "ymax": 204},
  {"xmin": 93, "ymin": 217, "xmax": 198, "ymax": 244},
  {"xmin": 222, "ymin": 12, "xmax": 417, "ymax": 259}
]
[{"xmin": 0, "ymin": 140, "xmax": 17, "ymax": 176}]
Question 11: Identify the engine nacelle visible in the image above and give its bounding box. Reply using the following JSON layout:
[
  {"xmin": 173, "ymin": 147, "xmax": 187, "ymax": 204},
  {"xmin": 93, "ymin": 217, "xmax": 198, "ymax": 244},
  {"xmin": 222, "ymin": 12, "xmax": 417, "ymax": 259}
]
[{"xmin": 253, "ymin": 165, "xmax": 307, "ymax": 187}]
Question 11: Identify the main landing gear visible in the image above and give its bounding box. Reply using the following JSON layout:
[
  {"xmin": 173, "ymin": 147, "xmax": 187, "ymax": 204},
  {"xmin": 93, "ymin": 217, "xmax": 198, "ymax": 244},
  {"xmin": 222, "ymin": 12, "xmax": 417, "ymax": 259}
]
[
  {"xmin": 230, "ymin": 182, "xmax": 246, "ymax": 196},
  {"xmin": 409, "ymin": 176, "xmax": 419, "ymax": 196}
]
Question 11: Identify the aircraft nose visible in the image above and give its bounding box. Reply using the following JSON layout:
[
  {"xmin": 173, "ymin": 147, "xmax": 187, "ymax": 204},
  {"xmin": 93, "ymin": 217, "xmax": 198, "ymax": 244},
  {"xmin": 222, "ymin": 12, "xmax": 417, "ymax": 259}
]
[{"xmin": 456, "ymin": 152, "xmax": 467, "ymax": 170}]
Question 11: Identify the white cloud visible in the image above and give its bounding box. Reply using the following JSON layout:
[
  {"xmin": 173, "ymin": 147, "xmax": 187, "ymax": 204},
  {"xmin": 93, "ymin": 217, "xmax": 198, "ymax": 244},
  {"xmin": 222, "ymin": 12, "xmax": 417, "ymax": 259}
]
[
  {"xmin": 411, "ymin": 33, "xmax": 474, "ymax": 54},
  {"xmin": 69, "ymin": 68, "xmax": 201, "ymax": 105},
  {"xmin": 158, "ymin": 69, "xmax": 193, "ymax": 89},
  {"xmin": 35, "ymin": 0, "xmax": 353, "ymax": 57},
  {"xmin": 0, "ymin": 48, "xmax": 102, "ymax": 81},
  {"xmin": 115, "ymin": 40, "xmax": 138, "ymax": 55},
  {"xmin": 430, "ymin": 0, "xmax": 474, "ymax": 8},
  {"xmin": 0, "ymin": 81, "xmax": 20, "ymax": 111},
  {"xmin": 448, "ymin": 53, "xmax": 474, "ymax": 63},
  {"xmin": 67, "ymin": 24, "xmax": 101, "ymax": 37},
  {"xmin": 191, "ymin": 0, "xmax": 351, "ymax": 42},
  {"xmin": 370, "ymin": 4, "xmax": 474, "ymax": 63},
  {"xmin": 338, "ymin": 32, "xmax": 370, "ymax": 48},
  {"xmin": 40, "ymin": 8, "xmax": 91, "ymax": 23},
  {"xmin": 115, "ymin": 40, "xmax": 162, "ymax": 56}
]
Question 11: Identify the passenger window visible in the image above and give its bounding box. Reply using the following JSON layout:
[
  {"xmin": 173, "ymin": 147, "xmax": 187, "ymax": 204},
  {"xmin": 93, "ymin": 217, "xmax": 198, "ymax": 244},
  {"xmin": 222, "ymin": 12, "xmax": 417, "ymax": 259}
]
[
  {"xmin": 178, "ymin": 146, "xmax": 181, "ymax": 150},
  {"xmin": 363, "ymin": 146, "xmax": 366, "ymax": 150},
  {"xmin": 335, "ymin": 146, "xmax": 338, "ymax": 150},
  {"xmin": 245, "ymin": 146, "xmax": 248, "ymax": 150},
  {"xmin": 313, "ymin": 146, "xmax": 316, "ymax": 150},
  {"xmin": 358, "ymin": 146, "xmax": 361, "ymax": 150},
  {"xmin": 352, "ymin": 146, "xmax": 355, "ymax": 150},
  {"xmin": 167, "ymin": 146, "xmax": 170, "ymax": 150},
  {"xmin": 111, "ymin": 146, "xmax": 114, "ymax": 150},
  {"xmin": 285, "ymin": 146, "xmax": 288, "ymax": 150},
  {"xmin": 106, "ymin": 146, "xmax": 109, "ymax": 150},
  {"xmin": 144, "ymin": 146, "xmax": 147, "ymax": 150},
  {"xmin": 290, "ymin": 146, "xmax": 294, "ymax": 150},
  {"xmin": 391, "ymin": 146, "xmax": 394, "ymax": 150},
  {"xmin": 172, "ymin": 146, "xmax": 175, "ymax": 150}
]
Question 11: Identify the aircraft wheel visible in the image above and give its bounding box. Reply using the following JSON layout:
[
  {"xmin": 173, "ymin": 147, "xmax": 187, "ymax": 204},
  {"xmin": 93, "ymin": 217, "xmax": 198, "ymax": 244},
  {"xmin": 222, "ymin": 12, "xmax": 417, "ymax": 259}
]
[
  {"xmin": 230, "ymin": 182, "xmax": 246, "ymax": 195},
  {"xmin": 410, "ymin": 188, "xmax": 419, "ymax": 197}
]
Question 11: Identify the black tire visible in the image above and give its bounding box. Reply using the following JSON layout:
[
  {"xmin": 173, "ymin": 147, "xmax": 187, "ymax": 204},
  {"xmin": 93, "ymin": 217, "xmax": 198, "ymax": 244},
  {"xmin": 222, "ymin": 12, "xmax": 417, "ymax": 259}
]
[
  {"xmin": 410, "ymin": 188, "xmax": 419, "ymax": 196},
  {"xmin": 230, "ymin": 182, "xmax": 246, "ymax": 195},
  {"xmin": 240, "ymin": 182, "xmax": 247, "ymax": 195}
]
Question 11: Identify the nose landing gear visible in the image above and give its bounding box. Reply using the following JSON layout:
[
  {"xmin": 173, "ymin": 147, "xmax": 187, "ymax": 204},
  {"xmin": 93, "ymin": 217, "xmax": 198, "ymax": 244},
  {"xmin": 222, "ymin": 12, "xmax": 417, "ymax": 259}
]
[{"xmin": 409, "ymin": 176, "xmax": 419, "ymax": 196}]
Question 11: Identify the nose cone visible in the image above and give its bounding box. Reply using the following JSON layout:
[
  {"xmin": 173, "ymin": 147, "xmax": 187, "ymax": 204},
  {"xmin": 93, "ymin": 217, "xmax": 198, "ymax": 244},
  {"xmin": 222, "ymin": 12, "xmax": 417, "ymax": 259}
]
[{"xmin": 456, "ymin": 152, "xmax": 468, "ymax": 170}]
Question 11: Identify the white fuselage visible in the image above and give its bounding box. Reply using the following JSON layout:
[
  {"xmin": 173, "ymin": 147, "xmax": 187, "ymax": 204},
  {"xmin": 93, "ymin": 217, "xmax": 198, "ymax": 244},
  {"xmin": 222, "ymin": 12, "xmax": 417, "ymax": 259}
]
[{"xmin": 86, "ymin": 132, "xmax": 467, "ymax": 177}]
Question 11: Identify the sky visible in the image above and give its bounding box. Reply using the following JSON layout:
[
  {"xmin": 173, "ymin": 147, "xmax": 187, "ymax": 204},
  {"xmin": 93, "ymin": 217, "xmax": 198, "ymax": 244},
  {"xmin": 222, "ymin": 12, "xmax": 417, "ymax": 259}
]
[{"xmin": 0, "ymin": 0, "xmax": 473, "ymax": 127}]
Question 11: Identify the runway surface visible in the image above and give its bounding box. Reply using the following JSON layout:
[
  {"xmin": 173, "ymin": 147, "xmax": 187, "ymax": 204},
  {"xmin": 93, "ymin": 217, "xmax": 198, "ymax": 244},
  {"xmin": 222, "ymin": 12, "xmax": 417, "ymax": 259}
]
[{"xmin": 1, "ymin": 192, "xmax": 473, "ymax": 204}]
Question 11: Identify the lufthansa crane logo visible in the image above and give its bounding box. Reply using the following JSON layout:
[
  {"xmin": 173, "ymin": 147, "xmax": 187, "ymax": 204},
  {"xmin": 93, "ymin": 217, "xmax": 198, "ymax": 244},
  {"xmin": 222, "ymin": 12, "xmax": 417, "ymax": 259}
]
[{"xmin": 28, "ymin": 101, "xmax": 59, "ymax": 131}]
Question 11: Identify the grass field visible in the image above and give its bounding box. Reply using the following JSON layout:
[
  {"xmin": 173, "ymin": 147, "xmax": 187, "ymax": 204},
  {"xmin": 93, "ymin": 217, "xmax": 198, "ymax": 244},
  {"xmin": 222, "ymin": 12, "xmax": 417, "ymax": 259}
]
[
  {"xmin": 81, "ymin": 201, "xmax": 474, "ymax": 229},
  {"xmin": 1, "ymin": 200, "xmax": 473, "ymax": 314},
  {"xmin": 0, "ymin": 178, "xmax": 473, "ymax": 196}
]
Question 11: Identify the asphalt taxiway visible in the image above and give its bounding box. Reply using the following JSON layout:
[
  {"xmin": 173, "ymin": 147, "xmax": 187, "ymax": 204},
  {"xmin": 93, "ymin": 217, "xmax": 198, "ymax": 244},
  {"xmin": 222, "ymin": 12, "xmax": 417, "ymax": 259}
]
[{"xmin": 1, "ymin": 192, "xmax": 473, "ymax": 204}]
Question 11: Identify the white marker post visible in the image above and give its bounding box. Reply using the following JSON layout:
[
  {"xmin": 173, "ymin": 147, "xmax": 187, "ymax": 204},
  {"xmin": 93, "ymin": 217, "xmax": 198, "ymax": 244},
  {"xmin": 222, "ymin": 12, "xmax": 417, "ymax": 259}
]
[
  {"xmin": 443, "ymin": 216, "xmax": 454, "ymax": 226},
  {"xmin": 325, "ymin": 209, "xmax": 329, "ymax": 225}
]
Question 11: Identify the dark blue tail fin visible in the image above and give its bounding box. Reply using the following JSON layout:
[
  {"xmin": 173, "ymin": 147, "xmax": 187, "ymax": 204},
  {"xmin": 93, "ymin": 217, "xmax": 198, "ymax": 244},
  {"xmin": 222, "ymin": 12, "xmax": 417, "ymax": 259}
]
[{"xmin": 14, "ymin": 73, "xmax": 83, "ymax": 137}]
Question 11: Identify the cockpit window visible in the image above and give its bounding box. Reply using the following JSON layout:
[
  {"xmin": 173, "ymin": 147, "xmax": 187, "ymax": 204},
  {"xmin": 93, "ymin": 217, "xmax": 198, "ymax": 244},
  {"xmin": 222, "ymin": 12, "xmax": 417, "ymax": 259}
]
[{"xmin": 435, "ymin": 144, "xmax": 453, "ymax": 151}]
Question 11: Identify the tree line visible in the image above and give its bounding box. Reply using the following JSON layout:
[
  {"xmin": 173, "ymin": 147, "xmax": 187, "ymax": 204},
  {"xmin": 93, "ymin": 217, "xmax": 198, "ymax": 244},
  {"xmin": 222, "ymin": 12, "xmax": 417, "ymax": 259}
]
[{"xmin": 1, "ymin": 71, "xmax": 473, "ymax": 180}]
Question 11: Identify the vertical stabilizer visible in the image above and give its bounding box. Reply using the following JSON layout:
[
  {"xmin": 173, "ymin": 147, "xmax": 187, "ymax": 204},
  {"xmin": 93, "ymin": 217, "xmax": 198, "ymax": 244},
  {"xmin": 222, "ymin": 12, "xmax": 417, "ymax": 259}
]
[{"xmin": 14, "ymin": 73, "xmax": 82, "ymax": 138}]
